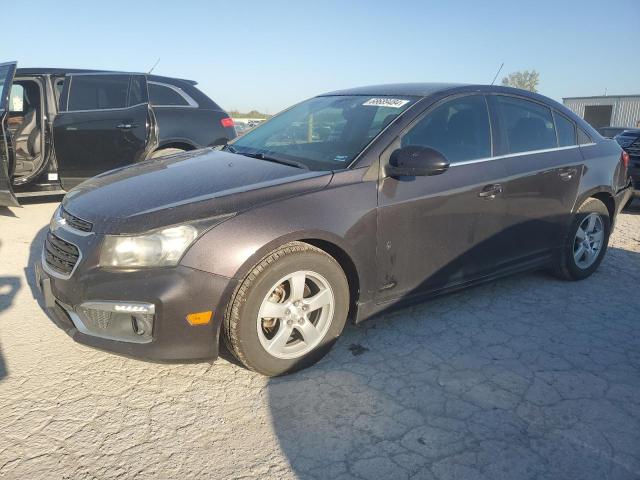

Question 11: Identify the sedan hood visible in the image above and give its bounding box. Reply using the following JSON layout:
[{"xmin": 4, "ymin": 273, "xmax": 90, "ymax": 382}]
[{"xmin": 62, "ymin": 149, "xmax": 332, "ymax": 234}]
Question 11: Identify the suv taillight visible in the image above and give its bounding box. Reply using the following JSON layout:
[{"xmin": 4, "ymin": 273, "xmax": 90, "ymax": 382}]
[
  {"xmin": 221, "ymin": 117, "xmax": 234, "ymax": 128},
  {"xmin": 622, "ymin": 151, "xmax": 630, "ymax": 169}
]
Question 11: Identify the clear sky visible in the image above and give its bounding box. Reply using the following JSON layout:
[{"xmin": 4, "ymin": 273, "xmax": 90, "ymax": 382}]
[{"xmin": 3, "ymin": 0, "xmax": 639, "ymax": 113}]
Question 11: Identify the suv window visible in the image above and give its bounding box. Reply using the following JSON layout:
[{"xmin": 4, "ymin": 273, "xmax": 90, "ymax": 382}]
[
  {"xmin": 9, "ymin": 84, "xmax": 24, "ymax": 112},
  {"xmin": 67, "ymin": 75, "xmax": 130, "ymax": 111},
  {"xmin": 553, "ymin": 111, "xmax": 576, "ymax": 147},
  {"xmin": 148, "ymin": 82, "xmax": 190, "ymax": 106},
  {"xmin": 495, "ymin": 95, "xmax": 556, "ymax": 153},
  {"xmin": 128, "ymin": 75, "xmax": 147, "ymax": 107},
  {"xmin": 402, "ymin": 95, "xmax": 491, "ymax": 163}
]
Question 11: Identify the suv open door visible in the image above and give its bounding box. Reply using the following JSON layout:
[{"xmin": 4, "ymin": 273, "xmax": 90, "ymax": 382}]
[
  {"xmin": 0, "ymin": 61, "xmax": 18, "ymax": 206},
  {"xmin": 53, "ymin": 73, "xmax": 156, "ymax": 190}
]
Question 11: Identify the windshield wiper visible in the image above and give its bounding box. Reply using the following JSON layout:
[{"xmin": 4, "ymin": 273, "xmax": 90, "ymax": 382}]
[
  {"xmin": 223, "ymin": 144, "xmax": 308, "ymax": 169},
  {"xmin": 236, "ymin": 150, "xmax": 308, "ymax": 170}
]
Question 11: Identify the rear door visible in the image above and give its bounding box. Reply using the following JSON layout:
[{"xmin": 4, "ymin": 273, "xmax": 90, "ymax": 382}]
[
  {"xmin": 53, "ymin": 73, "xmax": 151, "ymax": 190},
  {"xmin": 0, "ymin": 61, "xmax": 18, "ymax": 206},
  {"xmin": 487, "ymin": 94, "xmax": 583, "ymax": 264}
]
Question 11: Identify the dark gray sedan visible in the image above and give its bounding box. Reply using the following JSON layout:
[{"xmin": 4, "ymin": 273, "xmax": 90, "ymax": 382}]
[{"xmin": 35, "ymin": 83, "xmax": 632, "ymax": 376}]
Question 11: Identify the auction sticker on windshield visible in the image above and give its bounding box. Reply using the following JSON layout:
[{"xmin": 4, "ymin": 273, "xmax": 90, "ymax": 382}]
[{"xmin": 362, "ymin": 98, "xmax": 410, "ymax": 108}]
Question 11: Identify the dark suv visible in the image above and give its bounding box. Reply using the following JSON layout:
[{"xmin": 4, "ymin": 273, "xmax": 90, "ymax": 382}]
[
  {"xmin": 614, "ymin": 129, "xmax": 640, "ymax": 199},
  {"xmin": 0, "ymin": 61, "xmax": 235, "ymax": 206}
]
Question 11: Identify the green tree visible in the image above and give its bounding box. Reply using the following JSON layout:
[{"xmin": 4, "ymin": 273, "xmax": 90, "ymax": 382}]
[{"xmin": 501, "ymin": 70, "xmax": 540, "ymax": 92}]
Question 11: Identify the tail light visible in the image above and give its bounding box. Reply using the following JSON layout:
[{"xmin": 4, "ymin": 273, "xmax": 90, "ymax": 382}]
[
  {"xmin": 621, "ymin": 151, "xmax": 630, "ymax": 169},
  {"xmin": 220, "ymin": 117, "xmax": 234, "ymax": 128}
]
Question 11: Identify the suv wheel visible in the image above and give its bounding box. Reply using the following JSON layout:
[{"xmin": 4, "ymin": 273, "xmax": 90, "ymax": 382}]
[
  {"xmin": 224, "ymin": 242, "xmax": 349, "ymax": 376},
  {"xmin": 553, "ymin": 197, "xmax": 611, "ymax": 281}
]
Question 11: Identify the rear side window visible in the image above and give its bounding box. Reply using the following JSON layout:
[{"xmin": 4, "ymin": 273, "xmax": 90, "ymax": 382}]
[
  {"xmin": 578, "ymin": 128, "xmax": 592, "ymax": 145},
  {"xmin": 553, "ymin": 112, "xmax": 576, "ymax": 147},
  {"xmin": 148, "ymin": 83, "xmax": 190, "ymax": 106},
  {"xmin": 67, "ymin": 75, "xmax": 130, "ymax": 111},
  {"xmin": 495, "ymin": 96, "xmax": 556, "ymax": 153},
  {"xmin": 402, "ymin": 94, "xmax": 491, "ymax": 163}
]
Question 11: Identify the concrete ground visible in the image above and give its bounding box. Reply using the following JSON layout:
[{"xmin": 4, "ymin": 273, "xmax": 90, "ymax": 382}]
[{"xmin": 0, "ymin": 199, "xmax": 639, "ymax": 480}]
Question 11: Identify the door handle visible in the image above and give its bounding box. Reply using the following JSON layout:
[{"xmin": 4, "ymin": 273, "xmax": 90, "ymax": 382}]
[
  {"xmin": 559, "ymin": 168, "xmax": 577, "ymax": 181},
  {"xmin": 116, "ymin": 123, "xmax": 137, "ymax": 130},
  {"xmin": 478, "ymin": 184, "xmax": 502, "ymax": 199}
]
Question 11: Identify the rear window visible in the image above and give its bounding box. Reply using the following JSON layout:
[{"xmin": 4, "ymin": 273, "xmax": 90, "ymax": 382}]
[
  {"xmin": 67, "ymin": 75, "xmax": 130, "ymax": 111},
  {"xmin": 495, "ymin": 96, "xmax": 557, "ymax": 153},
  {"xmin": 578, "ymin": 128, "xmax": 592, "ymax": 145},
  {"xmin": 554, "ymin": 112, "xmax": 576, "ymax": 147},
  {"xmin": 148, "ymin": 83, "xmax": 190, "ymax": 106}
]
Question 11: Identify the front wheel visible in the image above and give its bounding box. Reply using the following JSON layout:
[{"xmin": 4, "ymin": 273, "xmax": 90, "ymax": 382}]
[
  {"xmin": 552, "ymin": 197, "xmax": 611, "ymax": 281},
  {"xmin": 223, "ymin": 242, "xmax": 349, "ymax": 376}
]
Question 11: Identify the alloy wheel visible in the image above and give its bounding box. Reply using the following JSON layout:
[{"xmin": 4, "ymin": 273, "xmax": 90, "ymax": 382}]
[
  {"xmin": 256, "ymin": 270, "xmax": 335, "ymax": 359},
  {"xmin": 573, "ymin": 213, "xmax": 604, "ymax": 269}
]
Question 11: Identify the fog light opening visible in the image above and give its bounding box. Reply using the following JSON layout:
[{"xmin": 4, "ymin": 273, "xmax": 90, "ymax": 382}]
[{"xmin": 131, "ymin": 315, "xmax": 146, "ymax": 335}]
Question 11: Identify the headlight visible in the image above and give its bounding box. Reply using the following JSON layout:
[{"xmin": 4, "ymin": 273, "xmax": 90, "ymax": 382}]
[{"xmin": 99, "ymin": 225, "xmax": 198, "ymax": 268}]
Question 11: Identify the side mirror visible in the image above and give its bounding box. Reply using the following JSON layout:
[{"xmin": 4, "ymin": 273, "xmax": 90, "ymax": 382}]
[{"xmin": 386, "ymin": 145, "xmax": 450, "ymax": 178}]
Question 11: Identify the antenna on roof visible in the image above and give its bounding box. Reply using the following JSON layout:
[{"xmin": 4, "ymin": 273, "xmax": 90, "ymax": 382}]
[
  {"xmin": 148, "ymin": 58, "xmax": 160, "ymax": 74},
  {"xmin": 490, "ymin": 62, "xmax": 504, "ymax": 86}
]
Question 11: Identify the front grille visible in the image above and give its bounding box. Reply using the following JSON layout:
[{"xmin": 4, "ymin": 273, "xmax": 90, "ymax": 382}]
[
  {"xmin": 44, "ymin": 232, "xmax": 80, "ymax": 276},
  {"xmin": 61, "ymin": 207, "xmax": 93, "ymax": 232}
]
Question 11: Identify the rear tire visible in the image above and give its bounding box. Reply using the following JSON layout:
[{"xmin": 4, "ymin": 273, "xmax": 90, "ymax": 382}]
[
  {"xmin": 223, "ymin": 242, "xmax": 349, "ymax": 376},
  {"xmin": 149, "ymin": 147, "xmax": 185, "ymax": 159},
  {"xmin": 552, "ymin": 197, "xmax": 610, "ymax": 281}
]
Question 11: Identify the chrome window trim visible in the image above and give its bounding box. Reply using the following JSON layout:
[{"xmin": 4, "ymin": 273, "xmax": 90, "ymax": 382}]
[
  {"xmin": 61, "ymin": 102, "xmax": 148, "ymax": 114},
  {"xmin": 148, "ymin": 81, "xmax": 198, "ymax": 108},
  {"xmin": 450, "ymin": 143, "xmax": 597, "ymax": 168}
]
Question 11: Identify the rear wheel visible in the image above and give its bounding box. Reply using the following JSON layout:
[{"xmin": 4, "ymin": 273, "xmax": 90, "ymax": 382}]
[
  {"xmin": 553, "ymin": 197, "xmax": 610, "ymax": 281},
  {"xmin": 224, "ymin": 242, "xmax": 349, "ymax": 376}
]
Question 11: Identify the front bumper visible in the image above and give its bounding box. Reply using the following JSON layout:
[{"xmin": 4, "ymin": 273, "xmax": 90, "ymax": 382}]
[{"xmin": 35, "ymin": 258, "xmax": 236, "ymax": 362}]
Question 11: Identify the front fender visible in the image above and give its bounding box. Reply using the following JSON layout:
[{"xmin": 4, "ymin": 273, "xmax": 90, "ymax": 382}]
[{"xmin": 180, "ymin": 168, "xmax": 379, "ymax": 305}]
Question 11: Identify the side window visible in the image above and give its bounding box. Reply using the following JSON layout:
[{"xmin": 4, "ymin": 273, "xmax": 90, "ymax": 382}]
[
  {"xmin": 495, "ymin": 95, "xmax": 556, "ymax": 153},
  {"xmin": 148, "ymin": 83, "xmax": 190, "ymax": 106},
  {"xmin": 553, "ymin": 111, "xmax": 576, "ymax": 147},
  {"xmin": 67, "ymin": 75, "xmax": 130, "ymax": 111},
  {"xmin": 402, "ymin": 95, "xmax": 491, "ymax": 163},
  {"xmin": 9, "ymin": 84, "xmax": 24, "ymax": 112},
  {"xmin": 577, "ymin": 128, "xmax": 592, "ymax": 145},
  {"xmin": 128, "ymin": 75, "xmax": 147, "ymax": 107},
  {"xmin": 54, "ymin": 78, "xmax": 65, "ymax": 108}
]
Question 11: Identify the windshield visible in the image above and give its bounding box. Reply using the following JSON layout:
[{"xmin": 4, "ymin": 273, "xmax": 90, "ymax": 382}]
[{"xmin": 228, "ymin": 95, "xmax": 416, "ymax": 170}]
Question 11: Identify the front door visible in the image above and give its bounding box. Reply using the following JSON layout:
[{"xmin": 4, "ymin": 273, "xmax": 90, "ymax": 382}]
[
  {"xmin": 53, "ymin": 73, "xmax": 151, "ymax": 190},
  {"xmin": 0, "ymin": 61, "xmax": 18, "ymax": 206},
  {"xmin": 376, "ymin": 94, "xmax": 511, "ymax": 302}
]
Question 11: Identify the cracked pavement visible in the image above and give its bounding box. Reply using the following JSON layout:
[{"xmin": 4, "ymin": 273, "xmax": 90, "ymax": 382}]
[{"xmin": 1, "ymin": 200, "xmax": 639, "ymax": 479}]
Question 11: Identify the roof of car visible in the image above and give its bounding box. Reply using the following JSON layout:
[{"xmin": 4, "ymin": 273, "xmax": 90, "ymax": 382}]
[
  {"xmin": 15, "ymin": 67, "xmax": 197, "ymax": 85},
  {"xmin": 321, "ymin": 83, "xmax": 468, "ymax": 97}
]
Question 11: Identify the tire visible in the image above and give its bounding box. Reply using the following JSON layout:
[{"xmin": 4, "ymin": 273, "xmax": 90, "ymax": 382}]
[
  {"xmin": 149, "ymin": 147, "xmax": 185, "ymax": 159},
  {"xmin": 553, "ymin": 197, "xmax": 611, "ymax": 281},
  {"xmin": 223, "ymin": 241, "xmax": 349, "ymax": 376}
]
